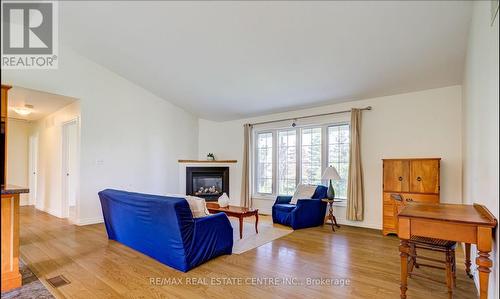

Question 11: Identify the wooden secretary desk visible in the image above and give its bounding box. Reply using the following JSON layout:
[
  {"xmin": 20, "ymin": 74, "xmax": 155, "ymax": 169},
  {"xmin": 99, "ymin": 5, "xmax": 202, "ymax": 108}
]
[
  {"xmin": 382, "ymin": 158, "xmax": 440, "ymax": 235},
  {"xmin": 398, "ymin": 203, "xmax": 497, "ymax": 299}
]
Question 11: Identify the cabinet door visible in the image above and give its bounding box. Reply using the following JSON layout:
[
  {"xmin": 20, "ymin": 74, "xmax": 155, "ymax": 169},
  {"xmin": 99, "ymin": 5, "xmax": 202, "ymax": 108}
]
[
  {"xmin": 410, "ymin": 160, "xmax": 440, "ymax": 194},
  {"xmin": 383, "ymin": 160, "xmax": 410, "ymax": 192}
]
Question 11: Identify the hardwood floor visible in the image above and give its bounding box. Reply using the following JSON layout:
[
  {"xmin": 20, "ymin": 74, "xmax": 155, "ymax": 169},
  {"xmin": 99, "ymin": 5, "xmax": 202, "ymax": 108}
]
[{"xmin": 19, "ymin": 206, "xmax": 477, "ymax": 299}]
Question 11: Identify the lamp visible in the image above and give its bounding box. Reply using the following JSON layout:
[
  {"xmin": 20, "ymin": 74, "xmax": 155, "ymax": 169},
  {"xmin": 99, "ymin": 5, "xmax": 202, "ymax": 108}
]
[
  {"xmin": 322, "ymin": 166, "xmax": 341, "ymax": 200},
  {"xmin": 12, "ymin": 104, "xmax": 34, "ymax": 116}
]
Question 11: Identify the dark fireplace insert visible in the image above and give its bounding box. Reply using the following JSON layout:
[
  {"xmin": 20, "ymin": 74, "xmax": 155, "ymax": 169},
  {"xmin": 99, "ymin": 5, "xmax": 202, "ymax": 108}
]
[{"xmin": 186, "ymin": 167, "xmax": 229, "ymax": 201}]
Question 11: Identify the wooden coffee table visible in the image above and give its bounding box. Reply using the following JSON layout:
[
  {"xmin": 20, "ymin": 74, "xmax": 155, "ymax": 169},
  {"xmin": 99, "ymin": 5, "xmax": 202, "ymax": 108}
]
[{"xmin": 206, "ymin": 203, "xmax": 258, "ymax": 239}]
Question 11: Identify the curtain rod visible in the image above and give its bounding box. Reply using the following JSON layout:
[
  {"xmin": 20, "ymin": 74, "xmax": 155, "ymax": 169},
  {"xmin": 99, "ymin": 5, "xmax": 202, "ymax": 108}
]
[{"xmin": 249, "ymin": 106, "xmax": 372, "ymax": 126}]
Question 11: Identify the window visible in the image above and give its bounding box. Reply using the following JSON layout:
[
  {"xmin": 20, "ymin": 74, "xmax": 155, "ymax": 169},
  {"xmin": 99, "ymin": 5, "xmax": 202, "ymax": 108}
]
[
  {"xmin": 327, "ymin": 124, "xmax": 350, "ymax": 199},
  {"xmin": 254, "ymin": 122, "xmax": 350, "ymax": 199},
  {"xmin": 301, "ymin": 127, "xmax": 322, "ymax": 185},
  {"xmin": 277, "ymin": 130, "xmax": 296, "ymax": 195},
  {"xmin": 256, "ymin": 132, "xmax": 273, "ymax": 194}
]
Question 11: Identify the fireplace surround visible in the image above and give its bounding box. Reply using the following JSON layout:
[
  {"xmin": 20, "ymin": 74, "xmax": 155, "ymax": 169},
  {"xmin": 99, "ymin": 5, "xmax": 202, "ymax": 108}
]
[{"xmin": 186, "ymin": 167, "xmax": 229, "ymax": 201}]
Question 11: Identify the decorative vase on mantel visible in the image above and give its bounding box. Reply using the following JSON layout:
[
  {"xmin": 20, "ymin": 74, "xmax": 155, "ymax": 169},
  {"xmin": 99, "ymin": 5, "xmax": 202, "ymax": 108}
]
[
  {"xmin": 207, "ymin": 153, "xmax": 215, "ymax": 161},
  {"xmin": 218, "ymin": 192, "xmax": 230, "ymax": 207}
]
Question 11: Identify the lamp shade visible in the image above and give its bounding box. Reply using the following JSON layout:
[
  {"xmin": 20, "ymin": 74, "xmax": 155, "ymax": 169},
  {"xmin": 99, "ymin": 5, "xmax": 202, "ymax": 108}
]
[{"xmin": 322, "ymin": 166, "xmax": 341, "ymax": 181}]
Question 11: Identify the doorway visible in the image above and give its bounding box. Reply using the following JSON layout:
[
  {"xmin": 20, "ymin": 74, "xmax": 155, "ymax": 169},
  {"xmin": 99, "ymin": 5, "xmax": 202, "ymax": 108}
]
[
  {"xmin": 62, "ymin": 119, "xmax": 79, "ymax": 222},
  {"xmin": 28, "ymin": 134, "xmax": 38, "ymax": 206}
]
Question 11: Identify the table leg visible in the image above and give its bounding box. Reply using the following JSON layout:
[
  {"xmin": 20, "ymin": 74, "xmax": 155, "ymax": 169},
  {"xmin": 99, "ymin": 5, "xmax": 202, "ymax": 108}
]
[
  {"xmin": 328, "ymin": 203, "xmax": 335, "ymax": 231},
  {"xmin": 255, "ymin": 213, "xmax": 259, "ymax": 234},
  {"xmin": 476, "ymin": 227, "xmax": 492, "ymax": 299},
  {"xmin": 445, "ymin": 249, "xmax": 453, "ymax": 295},
  {"xmin": 332, "ymin": 214, "xmax": 340, "ymax": 228},
  {"xmin": 464, "ymin": 243, "xmax": 473, "ymax": 278},
  {"xmin": 239, "ymin": 217, "xmax": 243, "ymax": 239},
  {"xmin": 400, "ymin": 239, "xmax": 410, "ymax": 299}
]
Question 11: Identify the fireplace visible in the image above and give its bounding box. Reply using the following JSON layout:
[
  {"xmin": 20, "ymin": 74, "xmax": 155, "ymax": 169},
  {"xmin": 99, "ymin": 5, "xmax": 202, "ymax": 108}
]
[{"xmin": 186, "ymin": 167, "xmax": 229, "ymax": 201}]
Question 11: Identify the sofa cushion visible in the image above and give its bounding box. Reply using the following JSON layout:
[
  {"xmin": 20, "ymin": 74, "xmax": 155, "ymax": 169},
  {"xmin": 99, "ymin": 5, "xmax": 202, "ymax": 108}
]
[
  {"xmin": 290, "ymin": 184, "xmax": 317, "ymax": 204},
  {"xmin": 165, "ymin": 194, "xmax": 209, "ymax": 218},
  {"xmin": 273, "ymin": 203, "xmax": 297, "ymax": 212},
  {"xmin": 185, "ymin": 196, "xmax": 209, "ymax": 218}
]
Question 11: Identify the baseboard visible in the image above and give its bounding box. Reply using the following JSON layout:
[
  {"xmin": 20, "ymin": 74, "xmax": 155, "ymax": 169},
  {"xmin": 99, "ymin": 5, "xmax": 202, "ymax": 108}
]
[
  {"xmin": 29, "ymin": 205, "xmax": 103, "ymax": 226},
  {"xmin": 460, "ymin": 243, "xmax": 481, "ymax": 297},
  {"xmin": 43, "ymin": 207, "xmax": 64, "ymax": 219},
  {"xmin": 76, "ymin": 217, "xmax": 103, "ymax": 226},
  {"xmin": 473, "ymin": 271, "xmax": 480, "ymax": 297},
  {"xmin": 337, "ymin": 219, "xmax": 381, "ymax": 230},
  {"xmin": 257, "ymin": 208, "xmax": 272, "ymax": 215},
  {"xmin": 19, "ymin": 199, "xmax": 30, "ymax": 206},
  {"xmin": 258, "ymin": 208, "xmax": 381, "ymax": 230}
]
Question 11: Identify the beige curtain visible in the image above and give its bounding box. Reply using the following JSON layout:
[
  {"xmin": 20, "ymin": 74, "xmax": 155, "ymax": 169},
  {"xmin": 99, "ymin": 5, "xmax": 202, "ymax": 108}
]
[
  {"xmin": 241, "ymin": 124, "xmax": 253, "ymax": 208},
  {"xmin": 346, "ymin": 109, "xmax": 364, "ymax": 221}
]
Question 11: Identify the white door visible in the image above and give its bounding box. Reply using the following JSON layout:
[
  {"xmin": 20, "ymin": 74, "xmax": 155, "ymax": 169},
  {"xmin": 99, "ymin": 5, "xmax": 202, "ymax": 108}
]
[
  {"xmin": 28, "ymin": 135, "xmax": 38, "ymax": 206},
  {"xmin": 62, "ymin": 120, "xmax": 78, "ymax": 221}
]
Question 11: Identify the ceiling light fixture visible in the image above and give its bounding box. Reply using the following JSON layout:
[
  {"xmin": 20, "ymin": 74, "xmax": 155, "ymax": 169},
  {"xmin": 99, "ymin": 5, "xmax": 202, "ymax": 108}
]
[{"xmin": 12, "ymin": 104, "xmax": 34, "ymax": 116}]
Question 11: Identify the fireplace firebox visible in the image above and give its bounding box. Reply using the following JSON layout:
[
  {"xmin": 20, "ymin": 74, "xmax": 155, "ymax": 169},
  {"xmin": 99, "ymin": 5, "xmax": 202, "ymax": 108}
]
[{"xmin": 186, "ymin": 167, "xmax": 229, "ymax": 201}]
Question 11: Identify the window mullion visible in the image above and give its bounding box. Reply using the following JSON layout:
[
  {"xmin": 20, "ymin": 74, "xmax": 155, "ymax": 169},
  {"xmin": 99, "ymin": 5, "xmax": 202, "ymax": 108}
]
[
  {"xmin": 296, "ymin": 127, "xmax": 301, "ymax": 186},
  {"xmin": 253, "ymin": 130, "xmax": 259, "ymax": 195},
  {"xmin": 322, "ymin": 125, "xmax": 328, "ymax": 178},
  {"xmin": 272, "ymin": 130, "xmax": 277, "ymax": 196}
]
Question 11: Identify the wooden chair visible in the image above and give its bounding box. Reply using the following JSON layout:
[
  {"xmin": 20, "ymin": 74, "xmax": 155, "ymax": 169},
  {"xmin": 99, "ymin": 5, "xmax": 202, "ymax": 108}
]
[{"xmin": 407, "ymin": 236, "xmax": 457, "ymax": 295}]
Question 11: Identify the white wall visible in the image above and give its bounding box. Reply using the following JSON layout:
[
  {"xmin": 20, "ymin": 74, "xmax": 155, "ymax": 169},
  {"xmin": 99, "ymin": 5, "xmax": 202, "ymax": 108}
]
[
  {"xmin": 6, "ymin": 118, "xmax": 31, "ymax": 206},
  {"xmin": 199, "ymin": 85, "xmax": 463, "ymax": 229},
  {"xmin": 30, "ymin": 102, "xmax": 80, "ymax": 218},
  {"xmin": 2, "ymin": 45, "xmax": 199, "ymax": 225},
  {"xmin": 462, "ymin": 1, "xmax": 499, "ymax": 298}
]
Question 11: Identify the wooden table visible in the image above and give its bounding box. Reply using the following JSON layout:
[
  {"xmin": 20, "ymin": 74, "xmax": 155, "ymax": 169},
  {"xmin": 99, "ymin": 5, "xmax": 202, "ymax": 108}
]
[
  {"xmin": 398, "ymin": 203, "xmax": 497, "ymax": 299},
  {"xmin": 206, "ymin": 203, "xmax": 258, "ymax": 239},
  {"xmin": 322, "ymin": 199, "xmax": 341, "ymax": 231}
]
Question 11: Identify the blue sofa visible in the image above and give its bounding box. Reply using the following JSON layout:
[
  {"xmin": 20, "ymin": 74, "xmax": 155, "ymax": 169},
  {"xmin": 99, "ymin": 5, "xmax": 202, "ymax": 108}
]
[
  {"xmin": 98, "ymin": 189, "xmax": 233, "ymax": 272},
  {"xmin": 272, "ymin": 185, "xmax": 328, "ymax": 230}
]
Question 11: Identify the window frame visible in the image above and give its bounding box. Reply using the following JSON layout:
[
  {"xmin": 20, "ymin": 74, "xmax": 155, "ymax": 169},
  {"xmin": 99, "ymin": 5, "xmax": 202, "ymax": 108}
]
[
  {"xmin": 252, "ymin": 121, "xmax": 350, "ymax": 200},
  {"xmin": 298, "ymin": 125, "xmax": 323, "ymax": 186},
  {"xmin": 326, "ymin": 122, "xmax": 350, "ymax": 200},
  {"xmin": 276, "ymin": 129, "xmax": 298, "ymax": 196},
  {"xmin": 254, "ymin": 130, "xmax": 276, "ymax": 195}
]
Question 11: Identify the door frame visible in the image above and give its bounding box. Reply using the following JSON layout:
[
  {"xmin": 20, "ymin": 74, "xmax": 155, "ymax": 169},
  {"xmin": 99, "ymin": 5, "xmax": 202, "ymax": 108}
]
[
  {"xmin": 61, "ymin": 118, "xmax": 80, "ymax": 222},
  {"xmin": 28, "ymin": 134, "xmax": 39, "ymax": 206}
]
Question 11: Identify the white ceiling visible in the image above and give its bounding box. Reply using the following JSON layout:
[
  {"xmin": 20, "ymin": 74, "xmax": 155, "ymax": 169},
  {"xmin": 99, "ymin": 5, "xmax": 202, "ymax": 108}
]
[
  {"xmin": 8, "ymin": 86, "xmax": 77, "ymax": 121},
  {"xmin": 60, "ymin": 1, "xmax": 472, "ymax": 121}
]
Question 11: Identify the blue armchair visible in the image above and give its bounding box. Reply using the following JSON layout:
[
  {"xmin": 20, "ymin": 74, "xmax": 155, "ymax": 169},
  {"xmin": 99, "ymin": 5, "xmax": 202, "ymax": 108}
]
[
  {"xmin": 98, "ymin": 189, "xmax": 233, "ymax": 272},
  {"xmin": 272, "ymin": 185, "xmax": 328, "ymax": 229}
]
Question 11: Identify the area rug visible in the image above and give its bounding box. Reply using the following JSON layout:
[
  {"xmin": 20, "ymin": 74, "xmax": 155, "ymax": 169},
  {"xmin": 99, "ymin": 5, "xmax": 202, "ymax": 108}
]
[
  {"xmin": 229, "ymin": 217, "xmax": 293, "ymax": 254},
  {"xmin": 0, "ymin": 260, "xmax": 54, "ymax": 299}
]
